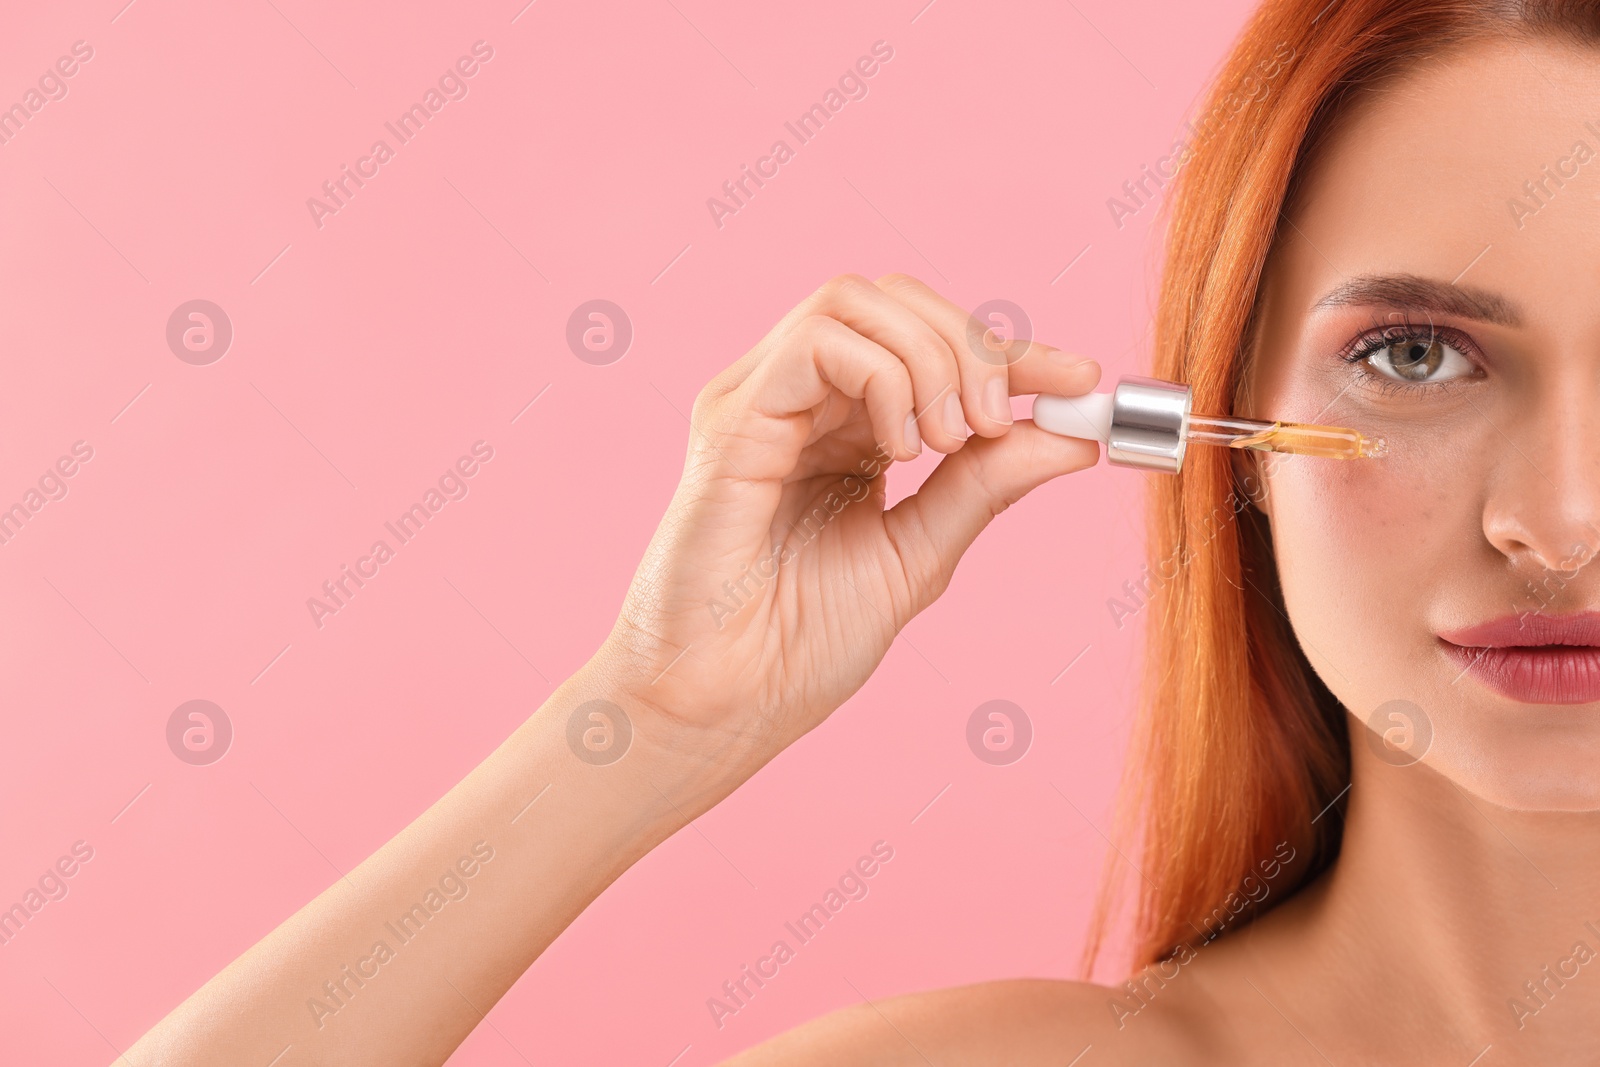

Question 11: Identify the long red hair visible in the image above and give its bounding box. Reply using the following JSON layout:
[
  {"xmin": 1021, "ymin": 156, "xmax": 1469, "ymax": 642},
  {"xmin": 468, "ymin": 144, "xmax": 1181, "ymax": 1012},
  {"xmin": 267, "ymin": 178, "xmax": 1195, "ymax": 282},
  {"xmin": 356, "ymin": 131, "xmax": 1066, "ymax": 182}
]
[{"xmin": 1088, "ymin": 0, "xmax": 1600, "ymax": 973}]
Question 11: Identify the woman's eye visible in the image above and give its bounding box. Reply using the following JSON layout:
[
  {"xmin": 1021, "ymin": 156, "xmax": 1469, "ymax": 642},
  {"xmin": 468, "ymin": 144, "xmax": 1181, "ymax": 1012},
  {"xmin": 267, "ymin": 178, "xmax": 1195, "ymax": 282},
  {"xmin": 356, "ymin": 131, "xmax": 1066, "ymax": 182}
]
[{"xmin": 1361, "ymin": 334, "xmax": 1474, "ymax": 384}]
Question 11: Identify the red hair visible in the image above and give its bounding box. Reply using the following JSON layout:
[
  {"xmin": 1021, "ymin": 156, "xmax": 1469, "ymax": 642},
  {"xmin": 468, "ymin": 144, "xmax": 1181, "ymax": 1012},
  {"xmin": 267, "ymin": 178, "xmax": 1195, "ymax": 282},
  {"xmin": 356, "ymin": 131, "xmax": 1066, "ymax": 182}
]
[{"xmin": 1087, "ymin": 0, "xmax": 1600, "ymax": 973}]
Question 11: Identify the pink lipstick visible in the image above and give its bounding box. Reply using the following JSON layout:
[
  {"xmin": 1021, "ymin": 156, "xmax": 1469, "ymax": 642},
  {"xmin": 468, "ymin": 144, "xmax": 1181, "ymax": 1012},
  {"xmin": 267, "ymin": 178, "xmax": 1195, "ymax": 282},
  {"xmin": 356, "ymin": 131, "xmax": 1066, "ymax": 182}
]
[{"xmin": 1439, "ymin": 611, "xmax": 1600, "ymax": 705}]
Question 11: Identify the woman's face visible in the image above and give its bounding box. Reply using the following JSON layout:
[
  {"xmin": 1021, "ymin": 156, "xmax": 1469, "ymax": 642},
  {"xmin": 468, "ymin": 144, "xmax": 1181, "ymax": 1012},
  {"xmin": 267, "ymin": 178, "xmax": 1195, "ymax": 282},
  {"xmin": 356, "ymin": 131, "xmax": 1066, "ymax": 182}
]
[{"xmin": 1251, "ymin": 34, "xmax": 1600, "ymax": 810}]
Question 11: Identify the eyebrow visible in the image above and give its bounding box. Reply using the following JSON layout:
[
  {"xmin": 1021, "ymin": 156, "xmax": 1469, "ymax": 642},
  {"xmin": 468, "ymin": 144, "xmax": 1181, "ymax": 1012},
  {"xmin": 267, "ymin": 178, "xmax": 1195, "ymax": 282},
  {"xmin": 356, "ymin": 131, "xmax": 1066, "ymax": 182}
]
[{"xmin": 1310, "ymin": 273, "xmax": 1523, "ymax": 327}]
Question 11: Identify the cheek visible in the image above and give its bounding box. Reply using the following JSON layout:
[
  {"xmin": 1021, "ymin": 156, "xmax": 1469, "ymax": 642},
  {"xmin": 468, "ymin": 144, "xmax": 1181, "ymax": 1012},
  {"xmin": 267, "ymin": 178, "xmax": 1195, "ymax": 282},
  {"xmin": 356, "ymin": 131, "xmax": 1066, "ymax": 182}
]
[
  {"xmin": 1253, "ymin": 351, "xmax": 1507, "ymax": 699},
  {"xmin": 1263, "ymin": 441, "xmax": 1476, "ymax": 708}
]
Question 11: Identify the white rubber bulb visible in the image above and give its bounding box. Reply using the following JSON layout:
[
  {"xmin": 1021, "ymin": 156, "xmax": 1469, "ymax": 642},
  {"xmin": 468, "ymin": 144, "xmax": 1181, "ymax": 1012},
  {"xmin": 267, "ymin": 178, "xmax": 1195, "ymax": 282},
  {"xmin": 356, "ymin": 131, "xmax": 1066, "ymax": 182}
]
[{"xmin": 1030, "ymin": 391, "xmax": 1113, "ymax": 442}]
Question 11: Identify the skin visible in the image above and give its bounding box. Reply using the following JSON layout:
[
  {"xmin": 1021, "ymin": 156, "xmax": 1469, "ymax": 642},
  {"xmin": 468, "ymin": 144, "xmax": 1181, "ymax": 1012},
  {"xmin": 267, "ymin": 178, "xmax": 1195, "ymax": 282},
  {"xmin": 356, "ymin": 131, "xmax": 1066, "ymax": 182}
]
[{"xmin": 120, "ymin": 32, "xmax": 1600, "ymax": 1067}]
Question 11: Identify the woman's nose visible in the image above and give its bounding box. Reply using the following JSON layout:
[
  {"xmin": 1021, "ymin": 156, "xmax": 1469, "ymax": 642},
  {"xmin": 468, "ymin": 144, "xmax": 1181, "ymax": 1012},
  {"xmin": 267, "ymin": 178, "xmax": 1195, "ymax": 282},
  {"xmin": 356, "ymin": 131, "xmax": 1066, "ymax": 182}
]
[{"xmin": 1481, "ymin": 389, "xmax": 1600, "ymax": 577}]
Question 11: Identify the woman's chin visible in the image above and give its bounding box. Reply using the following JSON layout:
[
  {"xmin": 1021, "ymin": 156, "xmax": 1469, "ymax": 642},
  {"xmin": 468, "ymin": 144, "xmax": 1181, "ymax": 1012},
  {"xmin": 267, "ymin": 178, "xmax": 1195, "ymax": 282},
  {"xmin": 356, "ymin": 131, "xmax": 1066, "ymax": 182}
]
[{"xmin": 1414, "ymin": 726, "xmax": 1600, "ymax": 813}]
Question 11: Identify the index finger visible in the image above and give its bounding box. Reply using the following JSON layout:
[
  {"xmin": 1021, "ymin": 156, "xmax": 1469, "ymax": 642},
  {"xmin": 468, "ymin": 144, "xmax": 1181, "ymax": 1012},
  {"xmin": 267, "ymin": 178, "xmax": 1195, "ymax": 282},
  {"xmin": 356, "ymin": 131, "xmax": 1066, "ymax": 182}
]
[{"xmin": 873, "ymin": 274, "xmax": 1102, "ymax": 400}]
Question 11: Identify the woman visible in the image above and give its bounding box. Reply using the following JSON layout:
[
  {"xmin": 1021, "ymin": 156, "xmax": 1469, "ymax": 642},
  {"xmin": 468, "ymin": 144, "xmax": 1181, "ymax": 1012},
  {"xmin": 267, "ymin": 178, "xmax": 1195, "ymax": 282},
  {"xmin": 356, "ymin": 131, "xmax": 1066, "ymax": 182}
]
[{"xmin": 123, "ymin": 0, "xmax": 1600, "ymax": 1062}]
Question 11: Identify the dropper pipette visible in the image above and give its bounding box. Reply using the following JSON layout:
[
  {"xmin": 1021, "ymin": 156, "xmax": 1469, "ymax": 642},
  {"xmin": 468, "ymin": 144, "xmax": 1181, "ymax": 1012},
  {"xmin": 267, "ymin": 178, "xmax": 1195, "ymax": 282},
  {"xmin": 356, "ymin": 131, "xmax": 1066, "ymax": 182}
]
[{"xmin": 1031, "ymin": 375, "xmax": 1387, "ymax": 473}]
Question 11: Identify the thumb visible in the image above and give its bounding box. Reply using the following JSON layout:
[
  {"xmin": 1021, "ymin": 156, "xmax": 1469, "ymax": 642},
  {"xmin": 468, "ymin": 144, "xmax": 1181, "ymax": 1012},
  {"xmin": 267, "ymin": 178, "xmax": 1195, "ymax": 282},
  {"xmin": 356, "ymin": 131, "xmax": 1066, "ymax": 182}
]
[{"xmin": 881, "ymin": 420, "xmax": 1101, "ymax": 613}]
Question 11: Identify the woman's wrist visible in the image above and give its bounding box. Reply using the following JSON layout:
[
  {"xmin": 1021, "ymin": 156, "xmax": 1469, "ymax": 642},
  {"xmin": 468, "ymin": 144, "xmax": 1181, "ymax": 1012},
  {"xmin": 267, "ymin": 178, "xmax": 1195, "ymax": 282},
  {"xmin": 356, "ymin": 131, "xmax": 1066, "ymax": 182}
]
[{"xmin": 517, "ymin": 649, "xmax": 763, "ymax": 839}]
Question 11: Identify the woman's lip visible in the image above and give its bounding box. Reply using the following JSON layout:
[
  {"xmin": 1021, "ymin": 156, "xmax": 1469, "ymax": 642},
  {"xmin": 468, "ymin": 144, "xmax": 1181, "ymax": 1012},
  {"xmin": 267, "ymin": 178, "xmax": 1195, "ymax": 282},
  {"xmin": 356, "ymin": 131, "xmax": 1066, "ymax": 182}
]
[
  {"xmin": 1437, "ymin": 610, "xmax": 1600, "ymax": 648},
  {"xmin": 1440, "ymin": 641, "xmax": 1600, "ymax": 704},
  {"xmin": 1438, "ymin": 612, "xmax": 1600, "ymax": 704}
]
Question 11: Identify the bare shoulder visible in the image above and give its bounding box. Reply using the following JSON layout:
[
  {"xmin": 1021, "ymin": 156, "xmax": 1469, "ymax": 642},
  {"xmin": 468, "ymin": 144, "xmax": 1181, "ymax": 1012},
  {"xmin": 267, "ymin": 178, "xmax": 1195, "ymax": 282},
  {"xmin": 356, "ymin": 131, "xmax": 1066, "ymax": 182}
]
[{"xmin": 716, "ymin": 976, "xmax": 1215, "ymax": 1067}]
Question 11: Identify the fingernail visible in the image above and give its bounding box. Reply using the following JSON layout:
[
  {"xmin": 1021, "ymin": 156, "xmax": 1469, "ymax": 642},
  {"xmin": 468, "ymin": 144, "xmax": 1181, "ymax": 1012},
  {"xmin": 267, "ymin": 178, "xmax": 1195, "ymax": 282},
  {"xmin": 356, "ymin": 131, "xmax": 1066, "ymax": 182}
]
[
  {"xmin": 943, "ymin": 392, "xmax": 970, "ymax": 439},
  {"xmin": 903, "ymin": 412, "xmax": 922, "ymax": 454},
  {"xmin": 984, "ymin": 377, "xmax": 1013, "ymax": 425},
  {"xmin": 1063, "ymin": 356, "xmax": 1102, "ymax": 393},
  {"xmin": 1048, "ymin": 349, "xmax": 1099, "ymax": 375}
]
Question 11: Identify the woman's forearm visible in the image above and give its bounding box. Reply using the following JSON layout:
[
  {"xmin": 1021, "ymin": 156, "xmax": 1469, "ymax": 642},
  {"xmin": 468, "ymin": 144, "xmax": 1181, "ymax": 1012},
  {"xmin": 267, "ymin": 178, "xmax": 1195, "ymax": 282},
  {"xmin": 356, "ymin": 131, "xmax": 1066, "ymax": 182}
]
[{"xmin": 123, "ymin": 655, "xmax": 734, "ymax": 1067}]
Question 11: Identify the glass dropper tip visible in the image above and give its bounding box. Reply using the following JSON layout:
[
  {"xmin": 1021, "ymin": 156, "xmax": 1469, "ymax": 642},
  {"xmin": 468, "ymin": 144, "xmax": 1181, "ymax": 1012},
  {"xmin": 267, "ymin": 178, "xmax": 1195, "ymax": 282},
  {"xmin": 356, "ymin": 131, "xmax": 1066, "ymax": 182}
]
[{"xmin": 1186, "ymin": 413, "xmax": 1389, "ymax": 460}]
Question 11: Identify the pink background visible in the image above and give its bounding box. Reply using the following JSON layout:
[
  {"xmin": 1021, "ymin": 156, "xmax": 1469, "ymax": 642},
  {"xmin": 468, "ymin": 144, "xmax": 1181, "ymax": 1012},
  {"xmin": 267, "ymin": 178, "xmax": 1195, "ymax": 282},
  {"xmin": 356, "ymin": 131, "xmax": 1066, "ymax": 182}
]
[{"xmin": 0, "ymin": 1, "xmax": 1256, "ymax": 1063}]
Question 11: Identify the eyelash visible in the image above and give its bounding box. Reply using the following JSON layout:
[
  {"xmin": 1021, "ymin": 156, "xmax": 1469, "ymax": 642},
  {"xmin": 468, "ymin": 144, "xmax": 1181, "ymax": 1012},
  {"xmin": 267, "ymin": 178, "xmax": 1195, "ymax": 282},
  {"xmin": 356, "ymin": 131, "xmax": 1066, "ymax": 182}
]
[{"xmin": 1337, "ymin": 317, "xmax": 1485, "ymax": 396}]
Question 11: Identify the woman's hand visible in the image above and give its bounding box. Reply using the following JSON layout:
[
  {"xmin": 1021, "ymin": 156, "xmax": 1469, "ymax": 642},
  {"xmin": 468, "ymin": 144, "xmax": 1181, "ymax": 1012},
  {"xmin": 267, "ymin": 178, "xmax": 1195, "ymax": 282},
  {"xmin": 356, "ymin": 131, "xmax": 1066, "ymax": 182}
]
[
  {"xmin": 597, "ymin": 273, "xmax": 1101, "ymax": 784},
  {"xmin": 120, "ymin": 274, "xmax": 1101, "ymax": 1067}
]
